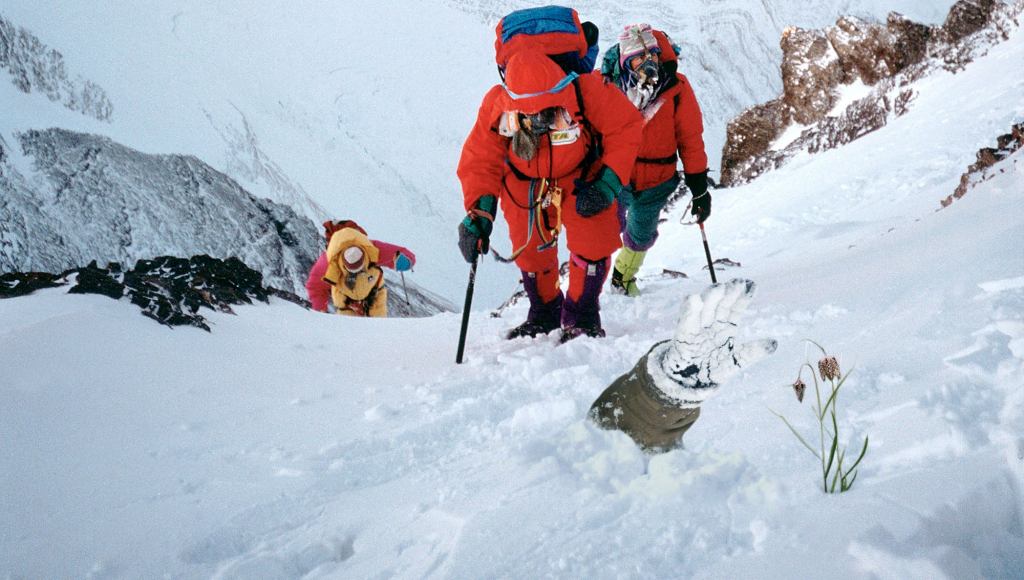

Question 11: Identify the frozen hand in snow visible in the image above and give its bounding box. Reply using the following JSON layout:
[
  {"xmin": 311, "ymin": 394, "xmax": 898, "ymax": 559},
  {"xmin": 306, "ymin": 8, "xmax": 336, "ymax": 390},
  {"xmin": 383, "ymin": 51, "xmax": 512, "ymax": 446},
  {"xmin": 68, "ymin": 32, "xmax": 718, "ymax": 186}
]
[
  {"xmin": 648, "ymin": 278, "xmax": 777, "ymax": 406},
  {"xmin": 590, "ymin": 279, "xmax": 777, "ymax": 452}
]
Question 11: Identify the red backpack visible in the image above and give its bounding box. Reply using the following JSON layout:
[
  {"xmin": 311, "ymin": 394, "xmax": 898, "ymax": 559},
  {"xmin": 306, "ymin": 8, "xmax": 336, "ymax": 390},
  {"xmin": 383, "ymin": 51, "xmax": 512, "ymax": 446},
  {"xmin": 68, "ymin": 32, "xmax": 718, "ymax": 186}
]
[
  {"xmin": 322, "ymin": 219, "xmax": 367, "ymax": 248},
  {"xmin": 494, "ymin": 6, "xmax": 597, "ymax": 79}
]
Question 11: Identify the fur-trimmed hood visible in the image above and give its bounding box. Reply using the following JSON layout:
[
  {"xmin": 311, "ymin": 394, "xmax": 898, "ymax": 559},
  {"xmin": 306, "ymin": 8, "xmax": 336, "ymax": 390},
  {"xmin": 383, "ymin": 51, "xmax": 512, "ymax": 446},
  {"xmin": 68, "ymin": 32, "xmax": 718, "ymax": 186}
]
[{"xmin": 323, "ymin": 227, "xmax": 380, "ymax": 286}]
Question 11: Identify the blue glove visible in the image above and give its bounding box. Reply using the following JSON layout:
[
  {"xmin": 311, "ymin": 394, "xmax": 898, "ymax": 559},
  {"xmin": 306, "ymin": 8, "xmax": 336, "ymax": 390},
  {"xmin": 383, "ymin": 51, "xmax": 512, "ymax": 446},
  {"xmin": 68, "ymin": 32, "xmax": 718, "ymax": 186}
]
[
  {"xmin": 574, "ymin": 166, "xmax": 622, "ymax": 218},
  {"xmin": 394, "ymin": 252, "xmax": 412, "ymax": 272}
]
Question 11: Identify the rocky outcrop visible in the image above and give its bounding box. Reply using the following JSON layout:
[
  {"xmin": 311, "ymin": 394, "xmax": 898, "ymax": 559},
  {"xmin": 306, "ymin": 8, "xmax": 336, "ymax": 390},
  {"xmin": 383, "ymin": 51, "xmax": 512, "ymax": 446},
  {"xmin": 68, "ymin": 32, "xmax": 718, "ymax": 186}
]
[
  {"xmin": 1, "ymin": 254, "xmax": 454, "ymax": 326},
  {"xmin": 943, "ymin": 0, "xmax": 999, "ymax": 42},
  {"xmin": 0, "ymin": 14, "xmax": 113, "ymax": 121},
  {"xmin": 721, "ymin": 0, "xmax": 1020, "ymax": 186},
  {"xmin": 2, "ymin": 255, "xmax": 306, "ymax": 331},
  {"xmin": 780, "ymin": 27, "xmax": 845, "ymax": 125},
  {"xmin": 941, "ymin": 123, "xmax": 1024, "ymax": 208}
]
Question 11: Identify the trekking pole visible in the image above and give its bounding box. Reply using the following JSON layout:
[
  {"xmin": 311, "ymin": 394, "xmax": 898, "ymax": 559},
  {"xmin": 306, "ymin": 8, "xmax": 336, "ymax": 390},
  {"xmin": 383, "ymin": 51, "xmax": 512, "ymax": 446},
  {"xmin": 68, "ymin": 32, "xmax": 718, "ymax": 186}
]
[
  {"xmin": 400, "ymin": 272, "xmax": 411, "ymax": 306},
  {"xmin": 455, "ymin": 246, "xmax": 483, "ymax": 364},
  {"xmin": 699, "ymin": 222, "xmax": 717, "ymax": 284}
]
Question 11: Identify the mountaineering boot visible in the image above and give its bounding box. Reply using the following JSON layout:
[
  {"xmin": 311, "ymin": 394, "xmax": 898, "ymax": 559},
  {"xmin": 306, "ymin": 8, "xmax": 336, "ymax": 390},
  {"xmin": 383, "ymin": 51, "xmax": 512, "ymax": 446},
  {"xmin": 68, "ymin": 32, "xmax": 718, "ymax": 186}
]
[
  {"xmin": 610, "ymin": 247, "xmax": 646, "ymax": 297},
  {"xmin": 507, "ymin": 270, "xmax": 563, "ymax": 339},
  {"xmin": 560, "ymin": 255, "xmax": 609, "ymax": 343}
]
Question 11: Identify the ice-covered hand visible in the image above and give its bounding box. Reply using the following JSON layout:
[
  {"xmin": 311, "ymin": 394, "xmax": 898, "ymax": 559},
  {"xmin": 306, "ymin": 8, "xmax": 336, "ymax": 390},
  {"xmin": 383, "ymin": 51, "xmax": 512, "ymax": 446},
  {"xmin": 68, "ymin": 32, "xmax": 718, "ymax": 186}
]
[{"xmin": 648, "ymin": 278, "xmax": 777, "ymax": 406}]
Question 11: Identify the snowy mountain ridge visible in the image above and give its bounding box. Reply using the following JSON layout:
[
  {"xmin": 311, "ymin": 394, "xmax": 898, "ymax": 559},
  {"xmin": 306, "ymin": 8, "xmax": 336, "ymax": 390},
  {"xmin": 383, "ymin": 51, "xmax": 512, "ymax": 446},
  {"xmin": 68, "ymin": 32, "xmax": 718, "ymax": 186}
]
[{"xmin": 0, "ymin": 13, "xmax": 112, "ymax": 122}]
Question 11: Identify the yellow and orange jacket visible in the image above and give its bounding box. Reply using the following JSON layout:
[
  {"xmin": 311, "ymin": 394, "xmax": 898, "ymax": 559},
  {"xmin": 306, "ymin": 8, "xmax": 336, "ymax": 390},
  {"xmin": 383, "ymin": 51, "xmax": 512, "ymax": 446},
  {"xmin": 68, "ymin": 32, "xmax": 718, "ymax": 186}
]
[{"xmin": 323, "ymin": 227, "xmax": 388, "ymax": 317}]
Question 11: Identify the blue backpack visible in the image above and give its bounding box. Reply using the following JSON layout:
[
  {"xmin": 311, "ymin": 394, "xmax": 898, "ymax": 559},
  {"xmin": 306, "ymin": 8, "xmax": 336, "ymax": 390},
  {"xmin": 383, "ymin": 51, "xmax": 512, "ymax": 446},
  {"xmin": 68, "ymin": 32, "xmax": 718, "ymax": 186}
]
[{"xmin": 494, "ymin": 6, "xmax": 599, "ymax": 79}]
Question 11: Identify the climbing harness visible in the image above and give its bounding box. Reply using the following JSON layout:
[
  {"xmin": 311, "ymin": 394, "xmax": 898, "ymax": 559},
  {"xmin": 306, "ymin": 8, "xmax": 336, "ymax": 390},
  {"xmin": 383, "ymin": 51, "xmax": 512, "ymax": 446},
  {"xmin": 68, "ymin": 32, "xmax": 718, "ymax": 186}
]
[{"xmin": 493, "ymin": 177, "xmax": 563, "ymax": 263}]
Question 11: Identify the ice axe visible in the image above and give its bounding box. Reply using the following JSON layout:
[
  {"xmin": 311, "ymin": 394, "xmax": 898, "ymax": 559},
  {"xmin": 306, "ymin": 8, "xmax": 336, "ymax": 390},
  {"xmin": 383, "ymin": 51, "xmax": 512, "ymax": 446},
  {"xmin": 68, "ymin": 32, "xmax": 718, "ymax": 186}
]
[
  {"xmin": 455, "ymin": 237, "xmax": 487, "ymax": 364},
  {"xmin": 699, "ymin": 222, "xmax": 717, "ymax": 284}
]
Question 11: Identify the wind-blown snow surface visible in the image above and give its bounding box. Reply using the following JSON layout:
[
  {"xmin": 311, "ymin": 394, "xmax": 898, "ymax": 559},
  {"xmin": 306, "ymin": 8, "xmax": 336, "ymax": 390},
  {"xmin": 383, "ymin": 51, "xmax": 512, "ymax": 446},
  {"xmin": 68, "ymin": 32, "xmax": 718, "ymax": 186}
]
[
  {"xmin": 3, "ymin": 13, "xmax": 1023, "ymax": 578},
  {"xmin": 0, "ymin": 0, "xmax": 957, "ymax": 306}
]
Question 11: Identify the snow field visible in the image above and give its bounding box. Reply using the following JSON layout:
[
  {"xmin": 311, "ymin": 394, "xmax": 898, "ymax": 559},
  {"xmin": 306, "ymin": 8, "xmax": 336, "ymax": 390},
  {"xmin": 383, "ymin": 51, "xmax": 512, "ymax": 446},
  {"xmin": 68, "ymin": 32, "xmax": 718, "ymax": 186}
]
[{"xmin": 2, "ymin": 1, "xmax": 1023, "ymax": 578}]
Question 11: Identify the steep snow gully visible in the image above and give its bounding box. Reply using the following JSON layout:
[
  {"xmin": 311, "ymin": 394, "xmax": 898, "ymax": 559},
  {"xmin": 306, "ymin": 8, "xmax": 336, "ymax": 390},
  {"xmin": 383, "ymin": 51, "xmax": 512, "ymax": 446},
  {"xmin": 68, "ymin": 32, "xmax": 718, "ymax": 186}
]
[{"xmin": 2, "ymin": 1, "xmax": 1024, "ymax": 578}]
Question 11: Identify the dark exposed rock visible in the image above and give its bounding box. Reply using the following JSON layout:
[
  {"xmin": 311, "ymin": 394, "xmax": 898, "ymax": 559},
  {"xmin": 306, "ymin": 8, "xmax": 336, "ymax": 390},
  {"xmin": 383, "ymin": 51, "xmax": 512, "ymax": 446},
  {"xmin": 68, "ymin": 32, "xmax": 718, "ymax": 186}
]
[
  {"xmin": 68, "ymin": 260, "xmax": 125, "ymax": 299},
  {"xmin": 0, "ymin": 271, "xmax": 65, "ymax": 298},
  {"xmin": 943, "ymin": 0, "xmax": 999, "ymax": 42},
  {"xmin": 3, "ymin": 254, "xmax": 308, "ymax": 331},
  {"xmin": 123, "ymin": 255, "xmax": 273, "ymax": 327},
  {"xmin": 1, "ymin": 253, "xmax": 451, "ymax": 325},
  {"xmin": 887, "ymin": 12, "xmax": 933, "ymax": 72},
  {"xmin": 941, "ymin": 123, "xmax": 1024, "ymax": 208}
]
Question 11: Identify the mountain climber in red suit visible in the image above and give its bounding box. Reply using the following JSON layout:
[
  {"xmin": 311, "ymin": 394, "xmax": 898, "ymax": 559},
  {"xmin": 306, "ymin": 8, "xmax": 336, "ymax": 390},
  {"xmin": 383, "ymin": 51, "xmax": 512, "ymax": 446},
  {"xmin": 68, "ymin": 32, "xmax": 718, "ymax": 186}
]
[
  {"xmin": 305, "ymin": 220, "xmax": 415, "ymax": 315},
  {"xmin": 457, "ymin": 49, "xmax": 643, "ymax": 342},
  {"xmin": 602, "ymin": 24, "xmax": 711, "ymax": 296}
]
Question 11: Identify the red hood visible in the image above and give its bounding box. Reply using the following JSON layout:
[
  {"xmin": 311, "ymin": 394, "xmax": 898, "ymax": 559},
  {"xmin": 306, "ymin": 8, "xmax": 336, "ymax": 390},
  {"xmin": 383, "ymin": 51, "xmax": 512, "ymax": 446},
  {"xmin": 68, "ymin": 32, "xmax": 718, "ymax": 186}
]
[
  {"xmin": 502, "ymin": 51, "xmax": 577, "ymax": 114},
  {"xmin": 653, "ymin": 30, "xmax": 678, "ymax": 65}
]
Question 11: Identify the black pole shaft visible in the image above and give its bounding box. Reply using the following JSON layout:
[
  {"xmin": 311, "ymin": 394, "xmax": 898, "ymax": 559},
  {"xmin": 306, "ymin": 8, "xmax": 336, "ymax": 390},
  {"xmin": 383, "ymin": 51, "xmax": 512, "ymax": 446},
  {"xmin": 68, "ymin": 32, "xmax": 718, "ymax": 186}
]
[
  {"xmin": 400, "ymin": 272, "xmax": 411, "ymax": 306},
  {"xmin": 700, "ymin": 223, "xmax": 717, "ymax": 284},
  {"xmin": 455, "ymin": 256, "xmax": 479, "ymax": 364}
]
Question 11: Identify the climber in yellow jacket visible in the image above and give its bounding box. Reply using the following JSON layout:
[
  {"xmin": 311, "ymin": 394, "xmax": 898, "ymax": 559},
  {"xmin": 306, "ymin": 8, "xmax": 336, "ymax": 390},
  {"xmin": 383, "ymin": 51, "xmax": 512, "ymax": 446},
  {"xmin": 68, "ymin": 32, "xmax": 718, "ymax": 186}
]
[{"xmin": 322, "ymin": 225, "xmax": 388, "ymax": 317}]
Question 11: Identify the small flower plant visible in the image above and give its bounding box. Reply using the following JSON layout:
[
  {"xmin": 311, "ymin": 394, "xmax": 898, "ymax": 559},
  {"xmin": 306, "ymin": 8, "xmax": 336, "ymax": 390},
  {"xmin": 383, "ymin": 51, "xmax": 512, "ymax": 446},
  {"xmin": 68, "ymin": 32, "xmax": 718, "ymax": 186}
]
[{"xmin": 772, "ymin": 340, "xmax": 868, "ymax": 494}]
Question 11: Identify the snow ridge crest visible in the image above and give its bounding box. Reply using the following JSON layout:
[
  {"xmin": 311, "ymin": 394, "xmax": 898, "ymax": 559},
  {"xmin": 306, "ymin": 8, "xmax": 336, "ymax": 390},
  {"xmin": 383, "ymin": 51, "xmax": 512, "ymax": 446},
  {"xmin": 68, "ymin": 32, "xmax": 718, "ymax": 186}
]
[{"xmin": 0, "ymin": 13, "xmax": 113, "ymax": 122}]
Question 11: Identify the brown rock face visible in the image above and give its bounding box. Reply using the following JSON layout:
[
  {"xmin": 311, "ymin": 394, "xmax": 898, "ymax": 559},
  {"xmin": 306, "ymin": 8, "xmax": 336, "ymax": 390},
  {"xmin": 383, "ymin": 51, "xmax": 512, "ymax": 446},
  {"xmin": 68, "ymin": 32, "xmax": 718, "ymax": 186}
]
[
  {"xmin": 802, "ymin": 90, "xmax": 891, "ymax": 155},
  {"xmin": 887, "ymin": 12, "xmax": 934, "ymax": 72},
  {"xmin": 827, "ymin": 16, "xmax": 895, "ymax": 85},
  {"xmin": 943, "ymin": 0, "xmax": 998, "ymax": 42},
  {"xmin": 720, "ymin": 99, "xmax": 791, "ymax": 186},
  {"xmin": 942, "ymin": 122, "xmax": 1024, "ymax": 207},
  {"xmin": 781, "ymin": 27, "xmax": 845, "ymax": 125},
  {"xmin": 720, "ymin": 0, "xmax": 1018, "ymax": 188}
]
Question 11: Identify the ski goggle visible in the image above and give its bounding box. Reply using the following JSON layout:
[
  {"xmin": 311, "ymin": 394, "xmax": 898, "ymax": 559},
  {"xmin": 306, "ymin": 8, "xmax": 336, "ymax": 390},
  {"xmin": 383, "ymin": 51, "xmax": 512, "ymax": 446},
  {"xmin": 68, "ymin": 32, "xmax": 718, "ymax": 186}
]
[
  {"xmin": 503, "ymin": 72, "xmax": 579, "ymax": 100},
  {"xmin": 626, "ymin": 51, "xmax": 660, "ymax": 72},
  {"xmin": 515, "ymin": 107, "xmax": 572, "ymax": 136},
  {"xmin": 520, "ymin": 108, "xmax": 558, "ymax": 135}
]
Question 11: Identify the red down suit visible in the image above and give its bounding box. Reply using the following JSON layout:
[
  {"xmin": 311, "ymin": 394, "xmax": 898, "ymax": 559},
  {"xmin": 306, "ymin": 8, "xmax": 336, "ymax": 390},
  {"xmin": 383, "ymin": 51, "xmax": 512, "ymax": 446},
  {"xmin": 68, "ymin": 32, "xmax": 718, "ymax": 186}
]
[{"xmin": 457, "ymin": 51, "xmax": 643, "ymax": 301}]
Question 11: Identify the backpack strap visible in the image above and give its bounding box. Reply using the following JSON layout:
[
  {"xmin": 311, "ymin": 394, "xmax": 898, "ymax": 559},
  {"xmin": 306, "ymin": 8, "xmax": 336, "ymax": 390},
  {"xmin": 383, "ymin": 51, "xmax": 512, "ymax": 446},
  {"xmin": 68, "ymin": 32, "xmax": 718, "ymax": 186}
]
[{"xmin": 573, "ymin": 77, "xmax": 602, "ymax": 181}]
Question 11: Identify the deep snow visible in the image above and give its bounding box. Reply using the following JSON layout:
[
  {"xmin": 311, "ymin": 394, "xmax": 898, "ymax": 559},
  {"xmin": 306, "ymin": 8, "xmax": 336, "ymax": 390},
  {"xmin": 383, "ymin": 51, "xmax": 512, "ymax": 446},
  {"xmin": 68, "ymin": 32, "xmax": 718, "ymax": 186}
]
[{"xmin": 2, "ymin": 1, "xmax": 1023, "ymax": 579}]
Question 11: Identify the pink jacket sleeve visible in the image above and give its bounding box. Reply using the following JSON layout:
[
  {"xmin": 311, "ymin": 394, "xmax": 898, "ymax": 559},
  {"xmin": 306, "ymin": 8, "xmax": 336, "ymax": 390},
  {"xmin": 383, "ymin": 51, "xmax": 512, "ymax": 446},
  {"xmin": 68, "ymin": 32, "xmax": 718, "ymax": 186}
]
[
  {"xmin": 305, "ymin": 253, "xmax": 331, "ymax": 312},
  {"xmin": 372, "ymin": 240, "xmax": 415, "ymax": 270}
]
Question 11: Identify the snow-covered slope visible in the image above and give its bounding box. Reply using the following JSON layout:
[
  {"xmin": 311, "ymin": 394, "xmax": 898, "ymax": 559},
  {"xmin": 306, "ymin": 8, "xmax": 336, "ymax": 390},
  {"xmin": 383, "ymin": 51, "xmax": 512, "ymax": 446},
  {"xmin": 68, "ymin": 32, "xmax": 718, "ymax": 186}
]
[
  {"xmin": 0, "ymin": 0, "xmax": 957, "ymax": 306},
  {"xmin": 2, "ymin": 9, "xmax": 1021, "ymax": 579}
]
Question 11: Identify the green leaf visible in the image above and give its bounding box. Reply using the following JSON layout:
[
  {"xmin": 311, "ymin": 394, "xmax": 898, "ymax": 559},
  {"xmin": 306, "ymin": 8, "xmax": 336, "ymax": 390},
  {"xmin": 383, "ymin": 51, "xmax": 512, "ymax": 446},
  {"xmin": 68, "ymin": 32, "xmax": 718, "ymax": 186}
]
[
  {"xmin": 843, "ymin": 469, "xmax": 859, "ymax": 491},
  {"xmin": 844, "ymin": 435, "xmax": 870, "ymax": 474},
  {"xmin": 824, "ymin": 433, "xmax": 839, "ymax": 480},
  {"xmin": 770, "ymin": 409, "xmax": 820, "ymax": 458}
]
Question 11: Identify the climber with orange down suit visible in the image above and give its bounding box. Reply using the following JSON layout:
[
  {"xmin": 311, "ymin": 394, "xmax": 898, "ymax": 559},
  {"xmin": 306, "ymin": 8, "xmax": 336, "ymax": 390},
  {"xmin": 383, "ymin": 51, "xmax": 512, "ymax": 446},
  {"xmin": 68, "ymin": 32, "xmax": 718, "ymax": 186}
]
[{"xmin": 457, "ymin": 41, "xmax": 643, "ymax": 342}]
